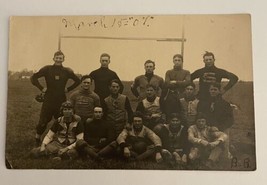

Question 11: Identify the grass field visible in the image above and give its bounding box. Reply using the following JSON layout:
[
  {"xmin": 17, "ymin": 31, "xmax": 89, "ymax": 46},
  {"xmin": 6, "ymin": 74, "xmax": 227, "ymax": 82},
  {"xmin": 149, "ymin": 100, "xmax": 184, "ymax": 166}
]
[{"xmin": 5, "ymin": 79, "xmax": 256, "ymax": 170}]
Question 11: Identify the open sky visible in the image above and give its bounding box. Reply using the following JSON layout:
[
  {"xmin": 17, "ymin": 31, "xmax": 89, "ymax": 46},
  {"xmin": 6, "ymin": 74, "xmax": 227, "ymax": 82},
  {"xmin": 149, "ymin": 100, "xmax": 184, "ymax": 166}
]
[{"xmin": 8, "ymin": 14, "xmax": 253, "ymax": 81}]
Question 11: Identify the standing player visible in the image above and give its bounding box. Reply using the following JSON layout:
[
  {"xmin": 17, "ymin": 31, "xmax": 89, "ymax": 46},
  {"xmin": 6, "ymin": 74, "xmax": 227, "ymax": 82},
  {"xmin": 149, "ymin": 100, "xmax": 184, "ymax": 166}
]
[
  {"xmin": 89, "ymin": 53, "xmax": 124, "ymax": 104},
  {"xmin": 161, "ymin": 54, "xmax": 190, "ymax": 121},
  {"xmin": 164, "ymin": 54, "xmax": 191, "ymax": 94},
  {"xmin": 191, "ymin": 51, "xmax": 238, "ymax": 100},
  {"xmin": 31, "ymin": 51, "xmax": 80, "ymax": 146},
  {"xmin": 131, "ymin": 60, "xmax": 164, "ymax": 100}
]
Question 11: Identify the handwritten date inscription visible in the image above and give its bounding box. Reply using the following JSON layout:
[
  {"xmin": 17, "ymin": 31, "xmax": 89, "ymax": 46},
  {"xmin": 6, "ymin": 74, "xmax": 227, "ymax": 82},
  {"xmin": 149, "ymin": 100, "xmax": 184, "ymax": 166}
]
[{"xmin": 62, "ymin": 16, "xmax": 154, "ymax": 31}]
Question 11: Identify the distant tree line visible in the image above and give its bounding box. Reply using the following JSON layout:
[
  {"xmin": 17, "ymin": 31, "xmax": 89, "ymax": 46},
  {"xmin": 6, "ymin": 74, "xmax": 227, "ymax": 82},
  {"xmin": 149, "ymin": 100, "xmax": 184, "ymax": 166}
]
[{"xmin": 8, "ymin": 69, "xmax": 82, "ymax": 80}]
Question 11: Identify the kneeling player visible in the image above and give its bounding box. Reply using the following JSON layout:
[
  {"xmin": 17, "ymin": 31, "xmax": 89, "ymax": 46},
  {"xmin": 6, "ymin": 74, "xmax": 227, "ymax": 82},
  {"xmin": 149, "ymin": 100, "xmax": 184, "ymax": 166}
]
[
  {"xmin": 30, "ymin": 101, "xmax": 84, "ymax": 160},
  {"xmin": 188, "ymin": 113, "xmax": 228, "ymax": 168}
]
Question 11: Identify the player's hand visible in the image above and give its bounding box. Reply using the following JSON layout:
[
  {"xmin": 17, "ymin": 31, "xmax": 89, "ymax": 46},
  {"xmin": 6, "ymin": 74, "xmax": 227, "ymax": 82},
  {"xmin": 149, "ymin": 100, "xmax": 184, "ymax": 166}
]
[
  {"xmin": 99, "ymin": 138, "xmax": 107, "ymax": 144},
  {"xmin": 58, "ymin": 147, "xmax": 69, "ymax": 155},
  {"xmin": 200, "ymin": 139, "xmax": 209, "ymax": 147},
  {"xmin": 209, "ymin": 140, "xmax": 221, "ymax": 148},
  {"xmin": 155, "ymin": 152, "xmax": 163, "ymax": 163},
  {"xmin": 170, "ymin": 80, "xmax": 176, "ymax": 84},
  {"xmin": 124, "ymin": 147, "xmax": 131, "ymax": 158},
  {"xmin": 41, "ymin": 87, "xmax": 47, "ymax": 96}
]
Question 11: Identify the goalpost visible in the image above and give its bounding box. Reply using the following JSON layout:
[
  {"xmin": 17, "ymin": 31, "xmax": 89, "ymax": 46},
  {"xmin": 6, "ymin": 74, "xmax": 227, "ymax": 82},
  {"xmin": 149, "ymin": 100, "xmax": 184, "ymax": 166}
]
[{"xmin": 57, "ymin": 23, "xmax": 186, "ymax": 57}]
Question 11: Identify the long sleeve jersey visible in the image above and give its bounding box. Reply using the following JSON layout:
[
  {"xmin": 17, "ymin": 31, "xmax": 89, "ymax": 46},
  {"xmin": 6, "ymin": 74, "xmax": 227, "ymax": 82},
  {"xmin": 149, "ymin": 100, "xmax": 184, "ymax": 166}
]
[
  {"xmin": 131, "ymin": 73, "xmax": 164, "ymax": 99},
  {"xmin": 165, "ymin": 67, "xmax": 191, "ymax": 94},
  {"xmin": 188, "ymin": 125, "xmax": 228, "ymax": 145},
  {"xmin": 117, "ymin": 125, "xmax": 162, "ymax": 152},
  {"xmin": 69, "ymin": 89, "xmax": 101, "ymax": 119},
  {"xmin": 159, "ymin": 124, "xmax": 190, "ymax": 154},
  {"xmin": 89, "ymin": 67, "xmax": 124, "ymax": 100},
  {"xmin": 191, "ymin": 65, "xmax": 238, "ymax": 100},
  {"xmin": 197, "ymin": 95, "xmax": 234, "ymax": 131},
  {"xmin": 42, "ymin": 115, "xmax": 84, "ymax": 149},
  {"xmin": 84, "ymin": 118, "xmax": 115, "ymax": 148},
  {"xmin": 31, "ymin": 65, "xmax": 80, "ymax": 99}
]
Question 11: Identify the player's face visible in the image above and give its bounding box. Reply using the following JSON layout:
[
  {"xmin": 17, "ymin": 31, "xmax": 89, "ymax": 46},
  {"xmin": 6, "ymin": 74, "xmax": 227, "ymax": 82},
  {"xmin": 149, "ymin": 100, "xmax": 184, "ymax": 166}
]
[
  {"xmin": 144, "ymin": 63, "xmax": 155, "ymax": 74},
  {"xmin": 53, "ymin": 54, "xmax": 64, "ymax": 65},
  {"xmin": 94, "ymin": 107, "xmax": 103, "ymax": 119},
  {"xmin": 62, "ymin": 107, "xmax": 74, "ymax": 118},
  {"xmin": 209, "ymin": 86, "xmax": 220, "ymax": 97},
  {"xmin": 185, "ymin": 85, "xmax": 195, "ymax": 97},
  {"xmin": 81, "ymin": 78, "xmax": 91, "ymax": 90},
  {"xmin": 100, "ymin": 56, "xmax": 110, "ymax": 68},
  {"xmin": 146, "ymin": 87, "xmax": 156, "ymax": 98},
  {"xmin": 203, "ymin": 55, "xmax": 215, "ymax": 67},
  {"xmin": 110, "ymin": 82, "xmax": 120, "ymax": 95},
  {"xmin": 196, "ymin": 118, "xmax": 206, "ymax": 129},
  {"xmin": 170, "ymin": 118, "xmax": 181, "ymax": 128},
  {"xmin": 133, "ymin": 117, "xmax": 143, "ymax": 131},
  {"xmin": 173, "ymin": 56, "xmax": 183, "ymax": 68}
]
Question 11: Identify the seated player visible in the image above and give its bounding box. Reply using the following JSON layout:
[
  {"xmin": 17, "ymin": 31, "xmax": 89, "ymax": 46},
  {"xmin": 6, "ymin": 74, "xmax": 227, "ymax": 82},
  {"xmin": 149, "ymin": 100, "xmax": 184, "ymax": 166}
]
[
  {"xmin": 188, "ymin": 113, "xmax": 228, "ymax": 168},
  {"xmin": 98, "ymin": 112, "xmax": 163, "ymax": 163},
  {"xmin": 180, "ymin": 82, "xmax": 199, "ymax": 126},
  {"xmin": 158, "ymin": 113, "xmax": 189, "ymax": 165},
  {"xmin": 103, "ymin": 79, "xmax": 133, "ymax": 137},
  {"xmin": 116, "ymin": 111, "xmax": 163, "ymax": 162},
  {"xmin": 30, "ymin": 101, "xmax": 84, "ymax": 160},
  {"xmin": 75, "ymin": 107, "xmax": 115, "ymax": 160},
  {"xmin": 136, "ymin": 84, "xmax": 166, "ymax": 131}
]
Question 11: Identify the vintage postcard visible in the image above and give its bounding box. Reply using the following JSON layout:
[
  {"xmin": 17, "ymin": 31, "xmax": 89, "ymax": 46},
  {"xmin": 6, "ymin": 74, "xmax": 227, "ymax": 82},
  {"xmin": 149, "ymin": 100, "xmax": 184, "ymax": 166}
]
[{"xmin": 6, "ymin": 14, "xmax": 256, "ymax": 170}]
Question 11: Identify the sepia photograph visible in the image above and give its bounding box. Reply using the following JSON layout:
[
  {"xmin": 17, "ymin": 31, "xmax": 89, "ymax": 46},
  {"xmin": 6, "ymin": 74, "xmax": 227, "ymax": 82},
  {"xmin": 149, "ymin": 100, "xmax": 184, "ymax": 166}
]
[{"xmin": 6, "ymin": 14, "xmax": 256, "ymax": 171}]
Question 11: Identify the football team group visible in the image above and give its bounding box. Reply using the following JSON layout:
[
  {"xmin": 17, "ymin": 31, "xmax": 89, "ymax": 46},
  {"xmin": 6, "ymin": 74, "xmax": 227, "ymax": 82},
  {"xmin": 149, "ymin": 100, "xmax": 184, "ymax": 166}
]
[{"xmin": 30, "ymin": 50, "xmax": 238, "ymax": 169}]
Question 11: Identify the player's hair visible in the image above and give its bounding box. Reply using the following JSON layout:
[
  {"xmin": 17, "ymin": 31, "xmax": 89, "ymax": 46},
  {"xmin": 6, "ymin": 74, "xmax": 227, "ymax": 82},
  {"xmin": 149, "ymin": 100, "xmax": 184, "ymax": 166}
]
[
  {"xmin": 133, "ymin": 111, "xmax": 144, "ymax": 120},
  {"xmin": 185, "ymin": 82, "xmax": 196, "ymax": 89},
  {"xmin": 80, "ymin": 75, "xmax": 92, "ymax": 82},
  {"xmin": 109, "ymin": 79, "xmax": 120, "ymax": 86},
  {"xmin": 173, "ymin": 54, "xmax": 183, "ymax": 62},
  {"xmin": 146, "ymin": 84, "xmax": 158, "ymax": 91},
  {"xmin": 94, "ymin": 106, "xmax": 103, "ymax": 111},
  {"xmin": 100, "ymin": 53, "xmax": 110, "ymax": 60},
  {"xmin": 209, "ymin": 82, "xmax": 221, "ymax": 90},
  {"xmin": 203, "ymin": 51, "xmax": 215, "ymax": 60},
  {"xmin": 169, "ymin": 113, "xmax": 182, "ymax": 120},
  {"xmin": 144, "ymin": 60, "xmax": 155, "ymax": 67},
  {"xmin": 54, "ymin": 50, "xmax": 65, "ymax": 58}
]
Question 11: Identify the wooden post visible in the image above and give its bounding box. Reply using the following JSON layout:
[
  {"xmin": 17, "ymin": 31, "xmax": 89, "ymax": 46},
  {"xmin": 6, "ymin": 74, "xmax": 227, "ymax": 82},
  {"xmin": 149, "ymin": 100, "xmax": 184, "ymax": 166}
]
[{"xmin": 181, "ymin": 16, "xmax": 185, "ymax": 57}]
